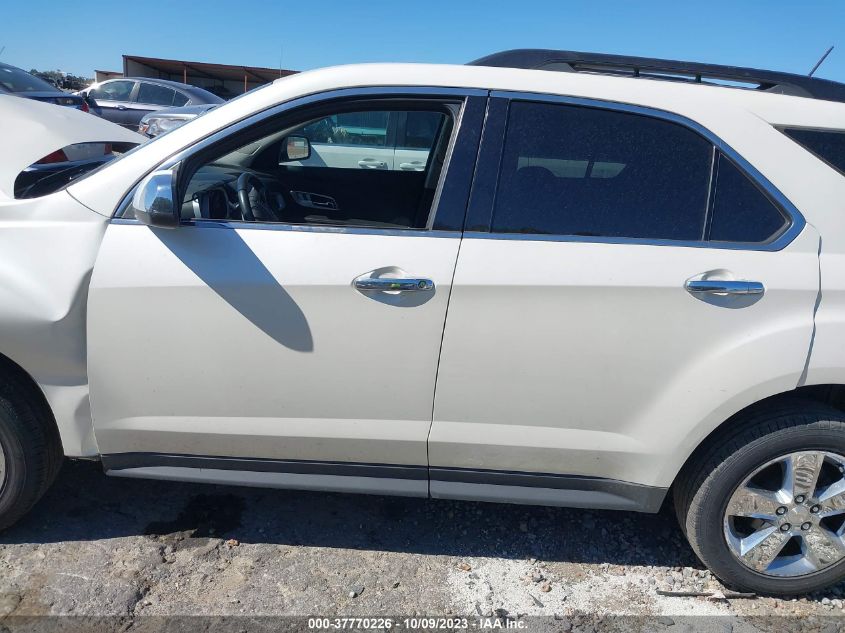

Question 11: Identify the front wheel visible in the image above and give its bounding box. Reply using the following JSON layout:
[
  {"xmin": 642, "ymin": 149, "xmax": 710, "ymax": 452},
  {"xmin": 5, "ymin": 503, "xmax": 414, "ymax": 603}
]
[
  {"xmin": 675, "ymin": 400, "xmax": 845, "ymax": 596},
  {"xmin": 0, "ymin": 368, "xmax": 63, "ymax": 532}
]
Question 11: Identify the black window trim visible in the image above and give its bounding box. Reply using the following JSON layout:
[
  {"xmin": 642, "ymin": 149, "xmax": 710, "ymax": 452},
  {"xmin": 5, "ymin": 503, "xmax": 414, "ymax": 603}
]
[
  {"xmin": 112, "ymin": 86, "xmax": 488, "ymax": 236},
  {"xmin": 466, "ymin": 90, "xmax": 804, "ymax": 252}
]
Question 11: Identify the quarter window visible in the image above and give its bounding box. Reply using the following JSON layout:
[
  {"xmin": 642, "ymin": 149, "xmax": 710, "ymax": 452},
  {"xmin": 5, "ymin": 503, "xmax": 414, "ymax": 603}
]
[
  {"xmin": 783, "ymin": 128, "xmax": 845, "ymax": 175},
  {"xmin": 491, "ymin": 101, "xmax": 713, "ymax": 240},
  {"xmin": 709, "ymin": 154, "xmax": 788, "ymax": 243}
]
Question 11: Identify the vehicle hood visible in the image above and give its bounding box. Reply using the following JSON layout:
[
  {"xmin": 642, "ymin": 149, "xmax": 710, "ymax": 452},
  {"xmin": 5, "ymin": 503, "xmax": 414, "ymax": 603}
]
[{"xmin": 0, "ymin": 94, "xmax": 143, "ymax": 199}]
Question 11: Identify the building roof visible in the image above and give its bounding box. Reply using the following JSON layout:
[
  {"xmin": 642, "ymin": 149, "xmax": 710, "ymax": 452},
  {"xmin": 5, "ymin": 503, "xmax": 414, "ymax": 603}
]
[{"xmin": 122, "ymin": 55, "xmax": 297, "ymax": 85}]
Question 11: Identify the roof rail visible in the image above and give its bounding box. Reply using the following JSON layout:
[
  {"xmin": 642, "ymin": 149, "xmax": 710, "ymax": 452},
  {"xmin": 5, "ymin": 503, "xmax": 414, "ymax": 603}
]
[{"xmin": 469, "ymin": 49, "xmax": 845, "ymax": 103}]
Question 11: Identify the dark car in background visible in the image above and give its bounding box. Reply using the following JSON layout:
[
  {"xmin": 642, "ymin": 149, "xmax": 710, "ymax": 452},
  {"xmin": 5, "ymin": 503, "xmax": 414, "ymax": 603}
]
[
  {"xmin": 80, "ymin": 77, "xmax": 223, "ymax": 129},
  {"xmin": 0, "ymin": 62, "xmax": 93, "ymax": 112}
]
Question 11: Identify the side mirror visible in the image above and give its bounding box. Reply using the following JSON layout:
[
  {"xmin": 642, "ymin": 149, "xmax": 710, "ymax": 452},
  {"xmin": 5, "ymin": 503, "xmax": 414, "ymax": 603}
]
[
  {"xmin": 131, "ymin": 166, "xmax": 180, "ymax": 228},
  {"xmin": 279, "ymin": 136, "xmax": 311, "ymax": 163}
]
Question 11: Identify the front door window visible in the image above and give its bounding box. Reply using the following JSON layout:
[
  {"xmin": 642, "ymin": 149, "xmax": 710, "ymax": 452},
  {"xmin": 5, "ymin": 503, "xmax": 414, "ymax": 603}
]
[{"xmin": 176, "ymin": 104, "xmax": 455, "ymax": 228}]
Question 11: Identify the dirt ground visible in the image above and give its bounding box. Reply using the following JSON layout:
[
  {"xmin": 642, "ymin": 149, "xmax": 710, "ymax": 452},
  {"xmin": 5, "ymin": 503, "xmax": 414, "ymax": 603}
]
[{"xmin": 1, "ymin": 460, "xmax": 844, "ymax": 632}]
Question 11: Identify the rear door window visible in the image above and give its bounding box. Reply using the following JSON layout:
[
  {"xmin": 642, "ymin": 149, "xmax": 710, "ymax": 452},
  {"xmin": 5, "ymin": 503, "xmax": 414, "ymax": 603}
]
[
  {"xmin": 136, "ymin": 83, "xmax": 177, "ymax": 106},
  {"xmin": 491, "ymin": 101, "xmax": 713, "ymax": 240}
]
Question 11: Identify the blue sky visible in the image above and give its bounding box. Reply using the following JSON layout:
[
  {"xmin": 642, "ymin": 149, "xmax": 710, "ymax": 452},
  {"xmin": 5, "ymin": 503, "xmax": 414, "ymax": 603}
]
[{"xmin": 3, "ymin": 1, "xmax": 845, "ymax": 82}]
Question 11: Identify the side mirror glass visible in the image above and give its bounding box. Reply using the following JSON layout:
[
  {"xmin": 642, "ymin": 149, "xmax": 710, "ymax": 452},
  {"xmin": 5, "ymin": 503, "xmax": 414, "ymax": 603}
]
[
  {"xmin": 131, "ymin": 166, "xmax": 180, "ymax": 228},
  {"xmin": 279, "ymin": 136, "xmax": 311, "ymax": 163}
]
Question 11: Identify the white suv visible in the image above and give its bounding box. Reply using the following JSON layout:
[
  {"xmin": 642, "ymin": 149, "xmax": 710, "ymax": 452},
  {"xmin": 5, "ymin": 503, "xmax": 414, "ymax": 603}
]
[{"xmin": 2, "ymin": 49, "xmax": 845, "ymax": 596}]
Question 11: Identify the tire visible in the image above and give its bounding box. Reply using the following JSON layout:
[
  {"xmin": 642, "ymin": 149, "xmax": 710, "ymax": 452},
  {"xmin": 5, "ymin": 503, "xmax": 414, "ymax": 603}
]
[
  {"xmin": 0, "ymin": 366, "xmax": 63, "ymax": 532},
  {"xmin": 674, "ymin": 398, "xmax": 845, "ymax": 596}
]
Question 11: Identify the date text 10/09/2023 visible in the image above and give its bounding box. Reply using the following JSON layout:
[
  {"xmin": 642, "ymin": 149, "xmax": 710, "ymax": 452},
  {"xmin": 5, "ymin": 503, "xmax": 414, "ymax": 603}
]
[{"xmin": 307, "ymin": 617, "xmax": 528, "ymax": 630}]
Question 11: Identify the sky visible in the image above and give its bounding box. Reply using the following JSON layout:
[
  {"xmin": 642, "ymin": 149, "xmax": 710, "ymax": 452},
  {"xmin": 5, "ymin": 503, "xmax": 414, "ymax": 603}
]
[{"xmin": 3, "ymin": 0, "xmax": 845, "ymax": 83}]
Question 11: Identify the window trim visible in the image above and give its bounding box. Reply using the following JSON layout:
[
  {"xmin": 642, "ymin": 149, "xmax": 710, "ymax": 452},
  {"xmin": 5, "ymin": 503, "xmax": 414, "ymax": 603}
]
[
  {"xmin": 113, "ymin": 86, "xmax": 487, "ymax": 235},
  {"xmin": 468, "ymin": 90, "xmax": 804, "ymax": 252}
]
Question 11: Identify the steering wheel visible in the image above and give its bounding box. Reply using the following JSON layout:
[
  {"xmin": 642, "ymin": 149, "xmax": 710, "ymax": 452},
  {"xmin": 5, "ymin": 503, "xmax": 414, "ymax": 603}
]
[{"xmin": 236, "ymin": 172, "xmax": 274, "ymax": 222}]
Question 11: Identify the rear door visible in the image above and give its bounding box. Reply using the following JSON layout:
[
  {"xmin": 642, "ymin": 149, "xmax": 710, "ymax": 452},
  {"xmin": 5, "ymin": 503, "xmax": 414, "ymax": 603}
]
[{"xmin": 429, "ymin": 95, "xmax": 820, "ymax": 506}]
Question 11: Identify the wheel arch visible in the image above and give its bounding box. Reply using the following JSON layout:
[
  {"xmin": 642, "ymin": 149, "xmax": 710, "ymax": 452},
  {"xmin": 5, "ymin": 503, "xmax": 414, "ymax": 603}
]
[
  {"xmin": 671, "ymin": 383, "xmax": 845, "ymax": 491},
  {"xmin": 0, "ymin": 350, "xmax": 63, "ymax": 456}
]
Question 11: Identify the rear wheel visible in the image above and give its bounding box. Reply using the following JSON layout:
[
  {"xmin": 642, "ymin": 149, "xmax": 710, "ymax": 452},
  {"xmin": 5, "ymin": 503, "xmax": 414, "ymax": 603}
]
[
  {"xmin": 0, "ymin": 368, "xmax": 63, "ymax": 532},
  {"xmin": 675, "ymin": 400, "xmax": 845, "ymax": 595}
]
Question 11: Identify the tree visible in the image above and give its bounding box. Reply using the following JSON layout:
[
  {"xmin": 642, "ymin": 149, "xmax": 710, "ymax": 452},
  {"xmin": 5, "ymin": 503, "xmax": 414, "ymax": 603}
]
[{"xmin": 28, "ymin": 69, "xmax": 93, "ymax": 91}]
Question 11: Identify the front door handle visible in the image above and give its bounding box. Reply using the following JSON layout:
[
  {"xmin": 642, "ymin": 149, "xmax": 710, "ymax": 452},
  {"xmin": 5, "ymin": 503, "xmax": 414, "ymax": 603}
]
[
  {"xmin": 358, "ymin": 159, "xmax": 387, "ymax": 169},
  {"xmin": 685, "ymin": 280, "xmax": 765, "ymax": 296},
  {"xmin": 354, "ymin": 277, "xmax": 434, "ymax": 292}
]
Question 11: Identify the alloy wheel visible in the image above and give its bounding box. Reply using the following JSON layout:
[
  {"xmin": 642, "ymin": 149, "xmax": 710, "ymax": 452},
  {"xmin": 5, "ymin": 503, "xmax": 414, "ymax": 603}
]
[{"xmin": 724, "ymin": 451, "xmax": 845, "ymax": 577}]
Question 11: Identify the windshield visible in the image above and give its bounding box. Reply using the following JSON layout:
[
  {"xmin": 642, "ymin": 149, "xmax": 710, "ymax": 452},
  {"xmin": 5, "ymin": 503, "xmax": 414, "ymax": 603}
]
[{"xmin": 0, "ymin": 64, "xmax": 56, "ymax": 93}]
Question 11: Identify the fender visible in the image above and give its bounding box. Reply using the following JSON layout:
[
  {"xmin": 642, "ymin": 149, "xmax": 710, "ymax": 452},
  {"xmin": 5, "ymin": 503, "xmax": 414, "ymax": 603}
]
[{"xmin": 0, "ymin": 191, "xmax": 109, "ymax": 456}]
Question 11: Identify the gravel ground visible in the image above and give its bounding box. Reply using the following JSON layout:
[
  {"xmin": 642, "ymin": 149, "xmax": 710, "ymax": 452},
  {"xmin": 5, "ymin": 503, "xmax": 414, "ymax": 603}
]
[{"xmin": 1, "ymin": 460, "xmax": 845, "ymax": 632}]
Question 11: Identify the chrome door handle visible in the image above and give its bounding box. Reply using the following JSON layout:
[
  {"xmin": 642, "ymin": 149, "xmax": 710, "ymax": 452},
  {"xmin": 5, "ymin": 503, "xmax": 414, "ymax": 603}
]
[
  {"xmin": 354, "ymin": 278, "xmax": 434, "ymax": 292},
  {"xmin": 358, "ymin": 159, "xmax": 387, "ymax": 169},
  {"xmin": 685, "ymin": 280, "xmax": 765, "ymax": 295}
]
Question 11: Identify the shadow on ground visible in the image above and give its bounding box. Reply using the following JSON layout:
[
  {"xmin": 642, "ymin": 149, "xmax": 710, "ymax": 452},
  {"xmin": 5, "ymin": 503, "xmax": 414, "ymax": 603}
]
[{"xmin": 2, "ymin": 459, "xmax": 699, "ymax": 569}]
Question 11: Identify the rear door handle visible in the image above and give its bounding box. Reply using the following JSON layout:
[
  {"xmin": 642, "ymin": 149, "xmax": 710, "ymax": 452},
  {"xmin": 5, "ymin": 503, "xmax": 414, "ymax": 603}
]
[
  {"xmin": 685, "ymin": 280, "xmax": 765, "ymax": 295},
  {"xmin": 354, "ymin": 278, "xmax": 434, "ymax": 292}
]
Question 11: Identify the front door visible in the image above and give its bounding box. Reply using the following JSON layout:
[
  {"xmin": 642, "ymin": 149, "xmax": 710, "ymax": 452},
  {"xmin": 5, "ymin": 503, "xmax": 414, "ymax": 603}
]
[
  {"xmin": 87, "ymin": 92, "xmax": 484, "ymax": 493},
  {"xmin": 88, "ymin": 80, "xmax": 138, "ymax": 129}
]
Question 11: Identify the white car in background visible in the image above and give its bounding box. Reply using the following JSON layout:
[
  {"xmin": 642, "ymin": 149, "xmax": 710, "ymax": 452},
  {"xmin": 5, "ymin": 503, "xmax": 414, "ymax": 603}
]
[{"xmin": 4, "ymin": 49, "xmax": 845, "ymax": 596}]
